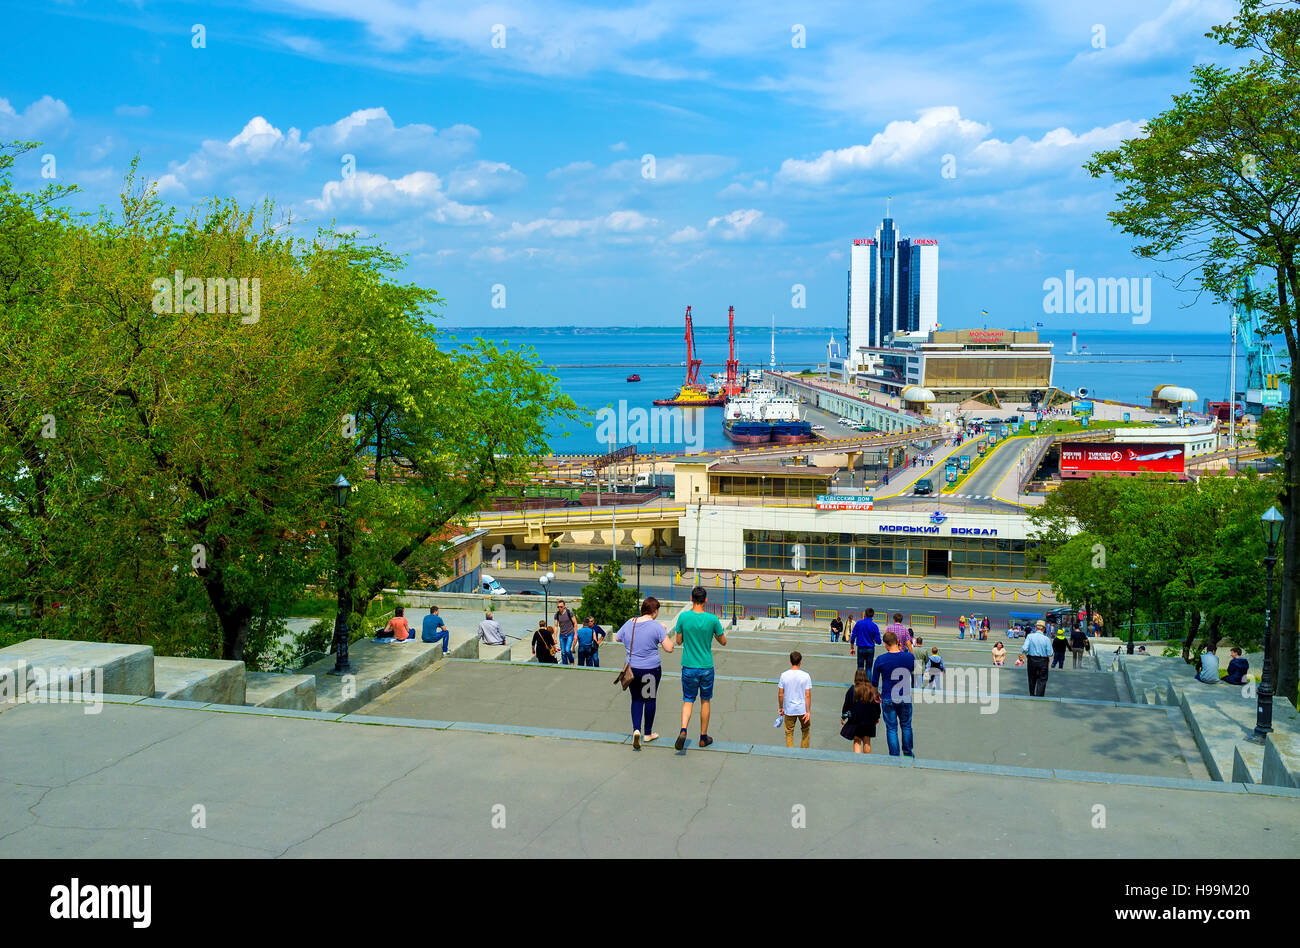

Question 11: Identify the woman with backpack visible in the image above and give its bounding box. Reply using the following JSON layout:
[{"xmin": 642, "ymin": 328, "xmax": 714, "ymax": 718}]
[{"xmin": 840, "ymin": 669, "xmax": 882, "ymax": 754}]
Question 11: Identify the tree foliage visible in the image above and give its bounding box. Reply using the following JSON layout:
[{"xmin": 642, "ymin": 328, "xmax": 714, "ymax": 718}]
[
  {"xmin": 1084, "ymin": 0, "xmax": 1300, "ymax": 699},
  {"xmin": 575, "ymin": 560, "xmax": 640, "ymax": 631},
  {"xmin": 0, "ymin": 146, "xmax": 578, "ymax": 662}
]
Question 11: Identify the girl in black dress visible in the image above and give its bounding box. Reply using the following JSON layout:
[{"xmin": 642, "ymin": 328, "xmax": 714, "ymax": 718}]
[{"xmin": 840, "ymin": 669, "xmax": 882, "ymax": 754}]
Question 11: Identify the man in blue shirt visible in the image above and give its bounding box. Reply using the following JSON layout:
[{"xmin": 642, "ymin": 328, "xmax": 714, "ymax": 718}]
[
  {"xmin": 871, "ymin": 630, "xmax": 914, "ymax": 757},
  {"xmin": 421, "ymin": 606, "xmax": 451, "ymax": 654},
  {"xmin": 1223, "ymin": 647, "xmax": 1249, "ymax": 686},
  {"xmin": 1020, "ymin": 620, "xmax": 1053, "ymax": 696},
  {"xmin": 576, "ymin": 615, "xmax": 601, "ymax": 667},
  {"xmin": 851, "ymin": 608, "xmax": 882, "ymax": 673}
]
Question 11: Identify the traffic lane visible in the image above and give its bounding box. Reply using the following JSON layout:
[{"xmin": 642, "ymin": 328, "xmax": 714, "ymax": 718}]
[{"xmin": 957, "ymin": 437, "xmax": 1034, "ymax": 497}]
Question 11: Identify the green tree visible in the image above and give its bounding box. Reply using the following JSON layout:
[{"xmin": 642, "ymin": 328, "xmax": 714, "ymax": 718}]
[
  {"xmin": 576, "ymin": 560, "xmax": 639, "ymax": 630},
  {"xmin": 1085, "ymin": 0, "xmax": 1300, "ymax": 700}
]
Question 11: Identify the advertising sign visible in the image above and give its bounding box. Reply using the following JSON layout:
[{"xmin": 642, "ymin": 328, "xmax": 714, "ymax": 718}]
[
  {"xmin": 1029, "ymin": 420, "xmax": 1038, "ymax": 433},
  {"xmin": 1059, "ymin": 442, "xmax": 1185, "ymax": 476},
  {"xmin": 1012, "ymin": 422, "xmax": 1021, "ymax": 434},
  {"xmin": 946, "ymin": 467, "xmax": 957, "ymax": 483},
  {"xmin": 816, "ymin": 495, "xmax": 873, "ymax": 511},
  {"xmin": 959, "ymin": 455, "xmax": 970, "ymax": 472},
  {"xmin": 1073, "ymin": 400, "xmax": 1094, "ymax": 415},
  {"xmin": 988, "ymin": 432, "xmax": 998, "ymax": 444},
  {"xmin": 1000, "ymin": 424, "xmax": 1009, "ymax": 437},
  {"xmin": 1123, "ymin": 412, "xmax": 1130, "ymax": 423},
  {"xmin": 786, "ymin": 600, "xmax": 802, "ymax": 619},
  {"xmin": 977, "ymin": 442, "xmax": 987, "ymax": 455},
  {"xmin": 1081, "ymin": 416, "xmax": 1090, "ymax": 428}
]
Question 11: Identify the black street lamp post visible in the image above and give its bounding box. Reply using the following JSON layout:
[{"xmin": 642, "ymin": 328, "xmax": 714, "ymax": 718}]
[
  {"xmin": 634, "ymin": 541, "xmax": 644, "ymax": 601},
  {"xmin": 1127, "ymin": 563, "xmax": 1137, "ymax": 655},
  {"xmin": 1086, "ymin": 583, "xmax": 1095, "ymax": 637},
  {"xmin": 731, "ymin": 570, "xmax": 739, "ymax": 627},
  {"xmin": 779, "ymin": 578, "xmax": 786, "ymax": 619},
  {"xmin": 328, "ymin": 475, "xmax": 355, "ymax": 676},
  {"xmin": 1249, "ymin": 507, "xmax": 1284, "ymax": 743}
]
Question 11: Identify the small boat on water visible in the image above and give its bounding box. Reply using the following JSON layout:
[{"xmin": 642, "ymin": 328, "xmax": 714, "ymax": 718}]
[{"xmin": 626, "ymin": 374, "xmax": 641, "ymax": 382}]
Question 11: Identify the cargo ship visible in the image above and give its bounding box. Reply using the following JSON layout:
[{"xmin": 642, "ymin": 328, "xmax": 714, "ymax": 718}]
[{"xmin": 722, "ymin": 390, "xmax": 815, "ymax": 444}]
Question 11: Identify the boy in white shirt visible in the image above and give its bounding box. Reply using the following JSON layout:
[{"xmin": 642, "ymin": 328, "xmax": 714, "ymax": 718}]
[{"xmin": 777, "ymin": 651, "xmax": 814, "ymax": 749}]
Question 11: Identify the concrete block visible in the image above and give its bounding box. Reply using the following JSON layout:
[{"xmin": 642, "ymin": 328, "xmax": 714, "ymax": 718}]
[
  {"xmin": 244, "ymin": 671, "xmax": 317, "ymax": 711},
  {"xmin": 1262, "ymin": 730, "xmax": 1300, "ymax": 789},
  {"xmin": 0, "ymin": 638, "xmax": 154, "ymax": 697},
  {"xmin": 153, "ymin": 657, "xmax": 246, "ymax": 705},
  {"xmin": 479, "ymin": 644, "xmax": 511, "ymax": 661},
  {"xmin": 303, "ymin": 639, "xmax": 444, "ymax": 715}
]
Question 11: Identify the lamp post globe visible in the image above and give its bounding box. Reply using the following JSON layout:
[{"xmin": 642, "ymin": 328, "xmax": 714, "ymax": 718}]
[{"xmin": 539, "ymin": 574, "xmax": 551, "ymax": 624}]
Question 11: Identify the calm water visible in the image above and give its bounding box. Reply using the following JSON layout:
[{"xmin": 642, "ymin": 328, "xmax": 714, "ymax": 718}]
[{"xmin": 443, "ymin": 325, "xmax": 1284, "ymax": 454}]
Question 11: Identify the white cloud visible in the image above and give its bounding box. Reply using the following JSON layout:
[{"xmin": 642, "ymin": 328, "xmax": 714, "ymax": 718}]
[
  {"xmin": 706, "ymin": 208, "xmax": 785, "ymax": 242},
  {"xmin": 777, "ymin": 107, "xmax": 989, "ymax": 186},
  {"xmin": 156, "ymin": 116, "xmax": 311, "ymax": 196},
  {"xmin": 445, "ymin": 161, "xmax": 526, "ymax": 201},
  {"xmin": 608, "ymin": 153, "xmax": 736, "ymax": 184},
  {"xmin": 610, "ymin": 141, "xmax": 628, "ymax": 151},
  {"xmin": 114, "ymin": 104, "xmax": 152, "ymax": 119},
  {"xmin": 307, "ymin": 107, "xmax": 478, "ymax": 161},
  {"xmin": 1072, "ymin": 0, "xmax": 1236, "ymax": 66},
  {"xmin": 0, "ymin": 95, "xmax": 71, "ymax": 137},
  {"xmin": 307, "ymin": 169, "xmax": 492, "ymax": 223},
  {"xmin": 718, "ymin": 178, "xmax": 769, "ymax": 199},
  {"xmin": 966, "ymin": 120, "xmax": 1145, "ymax": 171},
  {"xmin": 499, "ymin": 210, "xmax": 658, "ymax": 239}
]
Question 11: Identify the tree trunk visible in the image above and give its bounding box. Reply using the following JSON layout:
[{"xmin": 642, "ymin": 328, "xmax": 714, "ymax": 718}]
[
  {"xmin": 1181, "ymin": 610, "xmax": 1202, "ymax": 663},
  {"xmin": 1276, "ymin": 260, "xmax": 1298, "ymax": 707},
  {"xmin": 1277, "ymin": 376, "xmax": 1298, "ymax": 706}
]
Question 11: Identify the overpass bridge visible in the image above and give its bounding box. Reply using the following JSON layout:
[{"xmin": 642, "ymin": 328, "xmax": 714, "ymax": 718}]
[{"xmin": 542, "ymin": 425, "xmax": 946, "ymax": 473}]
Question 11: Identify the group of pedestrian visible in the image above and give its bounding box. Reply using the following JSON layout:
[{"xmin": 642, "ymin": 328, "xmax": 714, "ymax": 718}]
[{"xmin": 528, "ymin": 600, "xmax": 607, "ymax": 667}]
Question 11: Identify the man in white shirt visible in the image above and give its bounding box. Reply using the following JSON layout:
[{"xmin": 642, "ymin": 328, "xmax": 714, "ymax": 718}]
[
  {"xmin": 777, "ymin": 651, "xmax": 813, "ymax": 749},
  {"xmin": 477, "ymin": 611, "xmax": 505, "ymax": 646}
]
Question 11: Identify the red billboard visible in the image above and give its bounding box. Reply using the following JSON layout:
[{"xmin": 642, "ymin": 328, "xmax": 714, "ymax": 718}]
[{"xmin": 1059, "ymin": 442, "xmax": 1185, "ymax": 476}]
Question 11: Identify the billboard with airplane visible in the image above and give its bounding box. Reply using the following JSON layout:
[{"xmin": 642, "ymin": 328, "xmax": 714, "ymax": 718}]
[{"xmin": 1059, "ymin": 442, "xmax": 1185, "ymax": 476}]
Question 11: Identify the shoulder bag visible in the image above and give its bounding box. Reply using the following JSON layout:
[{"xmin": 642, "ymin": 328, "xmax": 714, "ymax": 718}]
[{"xmin": 615, "ymin": 618, "xmax": 639, "ymax": 690}]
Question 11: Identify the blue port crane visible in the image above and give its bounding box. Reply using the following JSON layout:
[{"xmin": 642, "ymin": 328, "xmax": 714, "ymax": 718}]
[{"xmin": 1234, "ymin": 275, "xmax": 1283, "ymax": 417}]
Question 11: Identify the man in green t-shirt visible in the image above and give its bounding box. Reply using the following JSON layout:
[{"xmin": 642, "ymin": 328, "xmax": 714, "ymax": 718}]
[{"xmin": 673, "ymin": 586, "xmax": 728, "ymax": 751}]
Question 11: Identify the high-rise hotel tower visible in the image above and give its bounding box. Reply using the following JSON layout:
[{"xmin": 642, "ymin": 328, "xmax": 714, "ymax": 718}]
[{"xmin": 845, "ymin": 216, "xmax": 938, "ymax": 367}]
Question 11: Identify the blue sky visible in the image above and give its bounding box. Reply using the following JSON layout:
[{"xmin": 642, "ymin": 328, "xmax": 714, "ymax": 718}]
[{"xmin": 0, "ymin": 0, "xmax": 1251, "ymax": 333}]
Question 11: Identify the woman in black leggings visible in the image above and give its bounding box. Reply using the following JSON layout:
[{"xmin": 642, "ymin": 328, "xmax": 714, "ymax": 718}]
[{"xmin": 614, "ymin": 596, "xmax": 675, "ymax": 750}]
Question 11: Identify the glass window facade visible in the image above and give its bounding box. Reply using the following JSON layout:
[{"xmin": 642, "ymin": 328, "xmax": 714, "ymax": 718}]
[
  {"xmin": 710, "ymin": 474, "xmax": 829, "ymax": 499},
  {"xmin": 744, "ymin": 530, "xmax": 1046, "ymax": 581}
]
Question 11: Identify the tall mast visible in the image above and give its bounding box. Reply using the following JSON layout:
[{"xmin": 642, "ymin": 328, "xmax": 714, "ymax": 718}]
[{"xmin": 770, "ymin": 313, "xmax": 775, "ymax": 370}]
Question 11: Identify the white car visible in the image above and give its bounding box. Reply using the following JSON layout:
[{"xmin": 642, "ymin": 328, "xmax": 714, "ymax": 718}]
[
  {"xmin": 580, "ymin": 468, "xmax": 597, "ymax": 478},
  {"xmin": 837, "ymin": 417, "xmax": 853, "ymax": 425},
  {"xmin": 811, "ymin": 423, "xmax": 825, "ymax": 431}
]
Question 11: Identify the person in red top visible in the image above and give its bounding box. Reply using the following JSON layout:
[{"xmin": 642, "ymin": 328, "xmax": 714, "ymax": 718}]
[{"xmin": 384, "ymin": 606, "xmax": 411, "ymax": 642}]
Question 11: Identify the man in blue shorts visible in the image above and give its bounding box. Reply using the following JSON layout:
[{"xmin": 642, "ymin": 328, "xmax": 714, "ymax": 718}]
[{"xmin": 673, "ymin": 586, "xmax": 728, "ymax": 751}]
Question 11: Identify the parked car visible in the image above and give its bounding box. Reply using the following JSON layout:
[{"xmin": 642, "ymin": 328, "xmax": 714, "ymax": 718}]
[
  {"xmin": 811, "ymin": 423, "xmax": 825, "ymax": 431},
  {"xmin": 580, "ymin": 468, "xmax": 597, "ymax": 478},
  {"xmin": 913, "ymin": 478, "xmax": 934, "ymax": 496}
]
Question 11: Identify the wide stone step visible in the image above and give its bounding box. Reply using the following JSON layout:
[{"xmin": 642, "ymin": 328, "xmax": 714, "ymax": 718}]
[
  {"xmin": 303, "ymin": 639, "xmax": 445, "ymax": 714},
  {"xmin": 153, "ymin": 657, "xmax": 246, "ymax": 705},
  {"xmin": 0, "ymin": 638, "xmax": 154, "ymax": 698},
  {"xmin": 244, "ymin": 671, "xmax": 316, "ymax": 710}
]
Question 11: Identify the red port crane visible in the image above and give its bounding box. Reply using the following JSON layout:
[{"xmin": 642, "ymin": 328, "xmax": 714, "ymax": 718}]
[
  {"xmin": 723, "ymin": 305, "xmax": 742, "ymax": 396},
  {"xmin": 684, "ymin": 305, "xmax": 702, "ymax": 387}
]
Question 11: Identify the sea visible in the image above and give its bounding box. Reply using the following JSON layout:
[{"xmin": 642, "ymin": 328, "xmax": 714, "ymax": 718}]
[{"xmin": 442, "ymin": 325, "xmax": 1287, "ymax": 455}]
